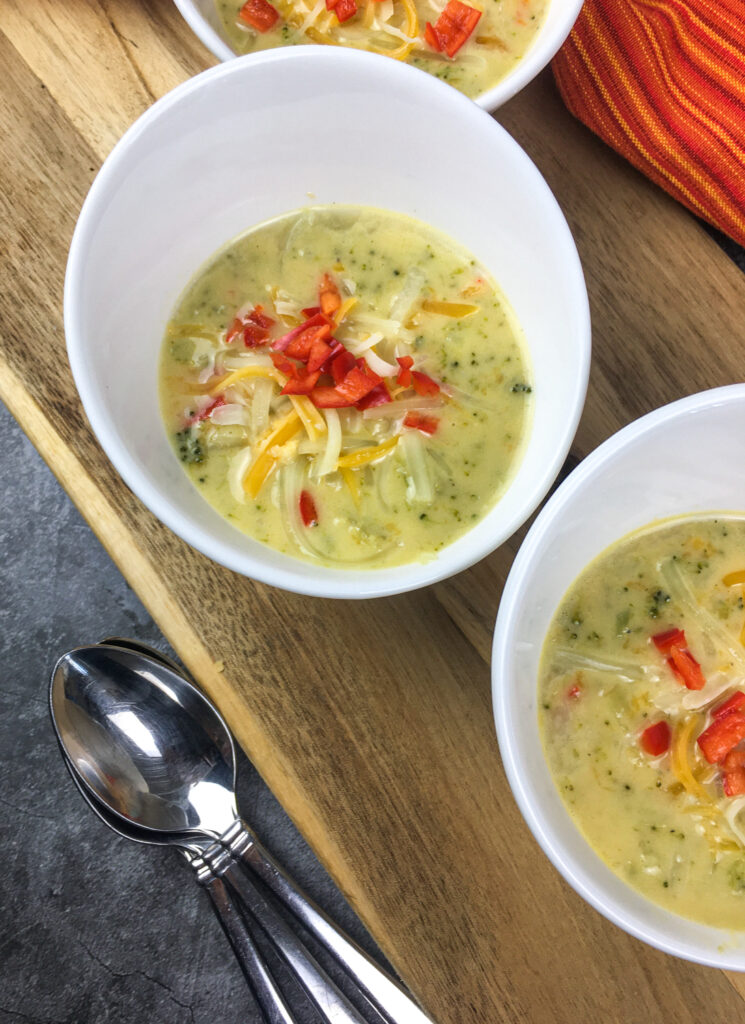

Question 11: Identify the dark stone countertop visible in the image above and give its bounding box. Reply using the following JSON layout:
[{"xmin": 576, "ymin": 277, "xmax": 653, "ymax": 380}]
[{"xmin": 0, "ymin": 405, "xmax": 386, "ymax": 1024}]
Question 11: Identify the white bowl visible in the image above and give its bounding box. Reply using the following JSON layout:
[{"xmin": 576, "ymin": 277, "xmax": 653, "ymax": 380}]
[
  {"xmin": 493, "ymin": 384, "xmax": 745, "ymax": 968},
  {"xmin": 65, "ymin": 48, "xmax": 589, "ymax": 599},
  {"xmin": 173, "ymin": 0, "xmax": 584, "ymax": 111}
]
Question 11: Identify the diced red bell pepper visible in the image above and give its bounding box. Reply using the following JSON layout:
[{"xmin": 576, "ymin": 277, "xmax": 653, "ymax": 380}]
[
  {"xmin": 714, "ymin": 691, "xmax": 745, "ymax": 719},
  {"xmin": 328, "ymin": 0, "xmax": 357, "ymax": 19},
  {"xmin": 396, "ymin": 355, "xmax": 414, "ymax": 388},
  {"xmin": 241, "ymin": 323, "xmax": 270, "ymax": 347},
  {"xmin": 652, "ymin": 627, "xmax": 687, "ymax": 653},
  {"xmin": 286, "ymin": 323, "xmax": 332, "ymax": 361},
  {"xmin": 667, "ymin": 644, "xmax": 705, "ymax": 690},
  {"xmin": 403, "ymin": 411, "xmax": 439, "ymax": 435},
  {"xmin": 272, "ymin": 312, "xmax": 329, "ymax": 352},
  {"xmin": 225, "ymin": 304, "xmax": 275, "ymax": 345},
  {"xmin": 309, "ymin": 387, "xmax": 354, "ymax": 408},
  {"xmin": 566, "ymin": 682, "xmax": 582, "ymax": 700},
  {"xmin": 319, "ymin": 273, "xmax": 342, "ymax": 315},
  {"xmin": 299, "ymin": 490, "xmax": 319, "ymax": 527},
  {"xmin": 189, "ymin": 395, "xmax": 225, "ymax": 425},
  {"xmin": 315, "ymin": 341, "xmax": 343, "ymax": 374},
  {"xmin": 723, "ymin": 748, "xmax": 745, "ymax": 771},
  {"xmin": 640, "ymin": 720, "xmax": 671, "ymax": 756},
  {"xmin": 307, "ymin": 338, "xmax": 334, "ymax": 374},
  {"xmin": 280, "ymin": 368, "xmax": 321, "ymax": 396},
  {"xmin": 248, "ymin": 304, "xmax": 275, "ymax": 330},
  {"xmin": 225, "ymin": 317, "xmax": 245, "ymax": 345},
  {"xmin": 723, "ymin": 768, "xmax": 745, "ymax": 797},
  {"xmin": 311, "ymin": 367, "xmax": 381, "ymax": 408},
  {"xmin": 411, "ymin": 370, "xmax": 441, "ymax": 397},
  {"xmin": 356, "ymin": 382, "xmax": 392, "ymax": 410},
  {"xmin": 302, "ymin": 306, "xmax": 321, "ymax": 318},
  {"xmin": 239, "ymin": 0, "xmax": 280, "ymax": 30},
  {"xmin": 330, "ymin": 349, "xmax": 357, "ymax": 385},
  {"xmin": 425, "ymin": 0, "xmax": 481, "ymax": 58},
  {"xmin": 269, "ymin": 351, "xmax": 296, "ymax": 376},
  {"xmin": 424, "ymin": 21, "xmax": 441, "ymax": 50},
  {"xmin": 698, "ymin": 711, "xmax": 745, "ymax": 764}
]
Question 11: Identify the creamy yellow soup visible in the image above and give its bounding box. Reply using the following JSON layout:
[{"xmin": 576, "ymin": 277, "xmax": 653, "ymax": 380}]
[
  {"xmin": 159, "ymin": 205, "xmax": 531, "ymax": 569},
  {"xmin": 539, "ymin": 515, "xmax": 745, "ymax": 930},
  {"xmin": 215, "ymin": 0, "xmax": 547, "ymax": 100}
]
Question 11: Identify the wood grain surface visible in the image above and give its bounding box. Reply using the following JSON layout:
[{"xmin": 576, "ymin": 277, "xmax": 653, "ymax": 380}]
[{"xmin": 3, "ymin": 2, "xmax": 745, "ymax": 1020}]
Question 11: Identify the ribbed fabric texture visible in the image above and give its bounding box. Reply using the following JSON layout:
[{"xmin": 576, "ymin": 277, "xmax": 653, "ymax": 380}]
[{"xmin": 552, "ymin": 0, "xmax": 745, "ymax": 246}]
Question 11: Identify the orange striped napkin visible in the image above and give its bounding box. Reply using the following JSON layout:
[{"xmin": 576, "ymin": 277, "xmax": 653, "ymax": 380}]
[{"xmin": 552, "ymin": 0, "xmax": 745, "ymax": 247}]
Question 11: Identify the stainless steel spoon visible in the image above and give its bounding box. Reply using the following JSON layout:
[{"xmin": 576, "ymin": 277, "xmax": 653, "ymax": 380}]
[
  {"xmin": 54, "ymin": 738, "xmax": 294, "ymax": 1024},
  {"xmin": 50, "ymin": 642, "xmax": 431, "ymax": 1024}
]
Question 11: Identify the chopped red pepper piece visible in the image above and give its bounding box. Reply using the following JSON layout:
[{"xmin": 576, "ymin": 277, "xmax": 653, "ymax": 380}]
[
  {"xmin": 302, "ymin": 306, "xmax": 321, "ymax": 318},
  {"xmin": 356, "ymin": 382, "xmax": 392, "ymax": 410},
  {"xmin": 714, "ymin": 691, "xmax": 745, "ymax": 719},
  {"xmin": 281, "ymin": 368, "xmax": 321, "ymax": 395},
  {"xmin": 396, "ymin": 355, "xmax": 414, "ymax": 388},
  {"xmin": 309, "ymin": 387, "xmax": 354, "ymax": 408},
  {"xmin": 723, "ymin": 768, "xmax": 745, "ymax": 796},
  {"xmin": 667, "ymin": 644, "xmax": 705, "ymax": 690},
  {"xmin": 330, "ymin": 349, "xmax": 357, "ymax": 385},
  {"xmin": 247, "ymin": 305, "xmax": 275, "ymax": 330},
  {"xmin": 425, "ymin": 0, "xmax": 481, "ymax": 57},
  {"xmin": 698, "ymin": 711, "xmax": 745, "ymax": 764},
  {"xmin": 329, "ymin": 0, "xmax": 357, "ymax": 20},
  {"xmin": 189, "ymin": 395, "xmax": 225, "ymax": 425},
  {"xmin": 299, "ymin": 490, "xmax": 319, "ymax": 527},
  {"xmin": 640, "ymin": 720, "xmax": 671, "ymax": 756},
  {"xmin": 225, "ymin": 318, "xmax": 245, "ymax": 345},
  {"xmin": 225, "ymin": 304, "xmax": 275, "ymax": 346},
  {"xmin": 272, "ymin": 312, "xmax": 329, "ymax": 352},
  {"xmin": 241, "ymin": 323, "xmax": 270, "ymax": 347},
  {"xmin": 411, "ymin": 370, "xmax": 441, "ymax": 397},
  {"xmin": 286, "ymin": 322, "xmax": 331, "ymax": 361},
  {"xmin": 311, "ymin": 367, "xmax": 381, "ymax": 408},
  {"xmin": 652, "ymin": 626, "xmax": 706, "ymax": 690},
  {"xmin": 239, "ymin": 0, "xmax": 280, "ymax": 30},
  {"xmin": 566, "ymin": 682, "xmax": 582, "ymax": 700},
  {"xmin": 424, "ymin": 21, "xmax": 441, "ymax": 50},
  {"xmin": 319, "ymin": 273, "xmax": 343, "ymax": 316},
  {"xmin": 269, "ymin": 351, "xmax": 296, "ymax": 376},
  {"xmin": 723, "ymin": 748, "xmax": 745, "ymax": 771},
  {"xmin": 307, "ymin": 338, "xmax": 334, "ymax": 374},
  {"xmin": 652, "ymin": 627, "xmax": 687, "ymax": 653},
  {"xmin": 403, "ymin": 411, "xmax": 439, "ymax": 435}
]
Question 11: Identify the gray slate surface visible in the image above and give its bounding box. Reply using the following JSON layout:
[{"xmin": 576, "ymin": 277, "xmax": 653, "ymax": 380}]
[{"xmin": 0, "ymin": 405, "xmax": 385, "ymax": 1024}]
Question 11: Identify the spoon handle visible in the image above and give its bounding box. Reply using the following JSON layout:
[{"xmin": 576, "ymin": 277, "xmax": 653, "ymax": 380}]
[
  {"xmin": 224, "ymin": 821, "xmax": 432, "ymax": 1024},
  {"xmin": 202, "ymin": 873, "xmax": 295, "ymax": 1024}
]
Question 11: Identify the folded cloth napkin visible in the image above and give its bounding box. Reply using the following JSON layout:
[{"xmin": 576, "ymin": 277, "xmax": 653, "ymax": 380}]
[{"xmin": 552, "ymin": 0, "xmax": 745, "ymax": 247}]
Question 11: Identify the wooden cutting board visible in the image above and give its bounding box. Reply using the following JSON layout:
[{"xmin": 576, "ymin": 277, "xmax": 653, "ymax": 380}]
[{"xmin": 3, "ymin": 2, "xmax": 745, "ymax": 1020}]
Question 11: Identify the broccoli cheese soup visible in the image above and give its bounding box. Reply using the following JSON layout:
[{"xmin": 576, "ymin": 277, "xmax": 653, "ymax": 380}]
[
  {"xmin": 159, "ymin": 205, "xmax": 531, "ymax": 569},
  {"xmin": 215, "ymin": 0, "xmax": 547, "ymax": 101},
  {"xmin": 539, "ymin": 515, "xmax": 745, "ymax": 930}
]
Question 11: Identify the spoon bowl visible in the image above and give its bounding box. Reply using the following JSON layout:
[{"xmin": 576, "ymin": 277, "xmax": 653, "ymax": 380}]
[{"xmin": 50, "ymin": 644, "xmax": 238, "ymax": 838}]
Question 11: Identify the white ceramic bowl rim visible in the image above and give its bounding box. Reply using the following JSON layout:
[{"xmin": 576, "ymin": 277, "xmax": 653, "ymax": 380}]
[
  {"xmin": 492, "ymin": 383, "xmax": 745, "ymax": 968},
  {"xmin": 65, "ymin": 47, "xmax": 589, "ymax": 599},
  {"xmin": 172, "ymin": 0, "xmax": 585, "ymax": 112}
]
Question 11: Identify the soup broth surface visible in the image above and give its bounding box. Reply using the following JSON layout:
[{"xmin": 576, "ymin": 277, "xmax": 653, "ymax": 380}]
[
  {"xmin": 159, "ymin": 205, "xmax": 531, "ymax": 569},
  {"xmin": 539, "ymin": 515, "xmax": 745, "ymax": 930},
  {"xmin": 215, "ymin": 0, "xmax": 547, "ymax": 100}
]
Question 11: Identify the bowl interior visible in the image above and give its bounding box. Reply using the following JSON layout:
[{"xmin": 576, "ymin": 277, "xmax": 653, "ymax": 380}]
[
  {"xmin": 493, "ymin": 385, "xmax": 745, "ymax": 967},
  {"xmin": 66, "ymin": 49, "xmax": 589, "ymax": 597},
  {"xmin": 173, "ymin": 0, "xmax": 584, "ymax": 110}
]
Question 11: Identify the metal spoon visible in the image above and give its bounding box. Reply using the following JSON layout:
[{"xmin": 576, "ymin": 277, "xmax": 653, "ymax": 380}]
[
  {"xmin": 50, "ymin": 643, "xmax": 431, "ymax": 1024},
  {"xmin": 53, "ymin": 736, "xmax": 294, "ymax": 1024}
]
